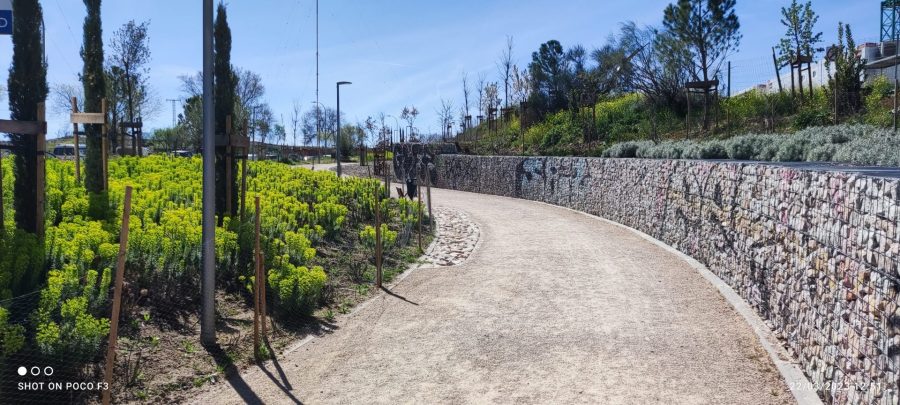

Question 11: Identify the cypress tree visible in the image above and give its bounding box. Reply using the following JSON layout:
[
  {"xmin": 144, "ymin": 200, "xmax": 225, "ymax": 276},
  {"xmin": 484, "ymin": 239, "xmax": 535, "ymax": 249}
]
[
  {"xmin": 214, "ymin": 2, "xmax": 237, "ymax": 218},
  {"xmin": 81, "ymin": 0, "xmax": 105, "ymax": 199},
  {"xmin": 7, "ymin": 0, "xmax": 49, "ymax": 234}
]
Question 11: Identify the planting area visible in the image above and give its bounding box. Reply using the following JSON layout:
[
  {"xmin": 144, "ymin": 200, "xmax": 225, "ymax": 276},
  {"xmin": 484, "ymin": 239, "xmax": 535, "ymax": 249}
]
[
  {"xmin": 602, "ymin": 124, "xmax": 900, "ymax": 166},
  {"xmin": 0, "ymin": 155, "xmax": 429, "ymax": 403}
]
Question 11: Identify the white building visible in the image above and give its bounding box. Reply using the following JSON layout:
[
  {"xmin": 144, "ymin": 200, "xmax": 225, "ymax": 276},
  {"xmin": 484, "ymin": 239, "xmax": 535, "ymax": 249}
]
[{"xmin": 742, "ymin": 41, "xmax": 900, "ymax": 95}]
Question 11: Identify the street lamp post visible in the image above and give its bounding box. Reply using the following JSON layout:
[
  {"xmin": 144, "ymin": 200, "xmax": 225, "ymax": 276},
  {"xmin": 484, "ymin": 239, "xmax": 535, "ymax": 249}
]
[
  {"xmin": 200, "ymin": 0, "xmax": 215, "ymax": 346},
  {"xmin": 336, "ymin": 81, "xmax": 352, "ymax": 177},
  {"xmin": 386, "ymin": 115, "xmax": 400, "ymax": 145}
]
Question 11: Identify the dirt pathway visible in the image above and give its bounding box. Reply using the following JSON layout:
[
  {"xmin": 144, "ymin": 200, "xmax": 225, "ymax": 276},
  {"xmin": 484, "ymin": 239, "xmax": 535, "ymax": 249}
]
[{"xmin": 194, "ymin": 188, "xmax": 795, "ymax": 404}]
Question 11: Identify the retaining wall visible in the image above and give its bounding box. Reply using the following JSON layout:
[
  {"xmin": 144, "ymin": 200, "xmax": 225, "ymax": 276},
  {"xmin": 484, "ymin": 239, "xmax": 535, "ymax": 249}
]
[{"xmin": 434, "ymin": 155, "xmax": 900, "ymax": 405}]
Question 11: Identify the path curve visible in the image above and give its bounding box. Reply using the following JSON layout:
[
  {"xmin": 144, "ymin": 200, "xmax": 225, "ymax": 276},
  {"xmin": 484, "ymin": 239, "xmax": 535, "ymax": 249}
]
[{"xmin": 195, "ymin": 188, "xmax": 795, "ymax": 404}]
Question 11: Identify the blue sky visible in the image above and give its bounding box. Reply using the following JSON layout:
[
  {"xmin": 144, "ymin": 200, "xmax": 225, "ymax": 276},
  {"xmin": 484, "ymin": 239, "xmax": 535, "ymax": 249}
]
[{"xmin": 0, "ymin": 1, "xmax": 878, "ymax": 142}]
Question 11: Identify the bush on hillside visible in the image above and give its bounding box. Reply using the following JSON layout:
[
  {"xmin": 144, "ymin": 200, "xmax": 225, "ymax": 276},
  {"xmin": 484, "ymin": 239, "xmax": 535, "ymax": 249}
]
[{"xmin": 602, "ymin": 124, "xmax": 900, "ymax": 166}]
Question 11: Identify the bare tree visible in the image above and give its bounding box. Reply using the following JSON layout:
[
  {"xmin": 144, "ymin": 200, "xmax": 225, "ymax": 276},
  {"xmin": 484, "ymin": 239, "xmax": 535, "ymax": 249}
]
[
  {"xmin": 476, "ymin": 72, "xmax": 487, "ymax": 120},
  {"xmin": 49, "ymin": 82, "xmax": 84, "ymax": 117},
  {"xmin": 291, "ymin": 100, "xmax": 302, "ymax": 147},
  {"xmin": 497, "ymin": 35, "xmax": 514, "ymax": 109},
  {"xmin": 400, "ymin": 106, "xmax": 419, "ymax": 139},
  {"xmin": 234, "ymin": 68, "xmax": 265, "ymax": 127},
  {"xmin": 511, "ymin": 64, "xmax": 532, "ymax": 105},
  {"xmin": 108, "ymin": 20, "xmax": 154, "ymax": 155},
  {"xmin": 436, "ymin": 98, "xmax": 454, "ymax": 139},
  {"xmin": 461, "ymin": 71, "xmax": 471, "ymax": 129}
]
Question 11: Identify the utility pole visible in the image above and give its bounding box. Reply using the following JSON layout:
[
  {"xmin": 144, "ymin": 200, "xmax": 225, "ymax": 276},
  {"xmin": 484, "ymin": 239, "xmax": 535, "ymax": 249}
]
[
  {"xmin": 316, "ymin": 0, "xmax": 319, "ymax": 149},
  {"xmin": 200, "ymin": 0, "xmax": 216, "ymax": 346},
  {"xmin": 166, "ymin": 98, "xmax": 179, "ymax": 127},
  {"xmin": 336, "ymin": 81, "xmax": 352, "ymax": 177}
]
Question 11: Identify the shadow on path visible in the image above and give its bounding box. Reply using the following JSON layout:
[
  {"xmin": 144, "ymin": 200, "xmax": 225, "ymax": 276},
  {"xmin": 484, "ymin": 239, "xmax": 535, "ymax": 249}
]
[
  {"xmin": 254, "ymin": 339, "xmax": 303, "ymax": 404},
  {"xmin": 381, "ymin": 286, "xmax": 419, "ymax": 306},
  {"xmin": 203, "ymin": 342, "xmax": 266, "ymax": 405}
]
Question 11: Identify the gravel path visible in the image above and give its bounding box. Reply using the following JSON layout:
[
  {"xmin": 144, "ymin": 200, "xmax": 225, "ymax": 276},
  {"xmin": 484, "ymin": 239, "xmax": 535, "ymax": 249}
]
[{"xmin": 194, "ymin": 188, "xmax": 794, "ymax": 405}]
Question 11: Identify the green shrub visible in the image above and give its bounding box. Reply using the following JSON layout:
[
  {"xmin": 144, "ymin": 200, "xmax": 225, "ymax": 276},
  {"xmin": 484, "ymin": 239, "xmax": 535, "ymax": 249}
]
[
  {"xmin": 0, "ymin": 307, "xmax": 25, "ymax": 357},
  {"xmin": 359, "ymin": 224, "xmax": 397, "ymax": 251},
  {"xmin": 267, "ymin": 261, "xmax": 326, "ymax": 316},
  {"xmin": 864, "ymin": 76, "xmax": 893, "ymax": 127}
]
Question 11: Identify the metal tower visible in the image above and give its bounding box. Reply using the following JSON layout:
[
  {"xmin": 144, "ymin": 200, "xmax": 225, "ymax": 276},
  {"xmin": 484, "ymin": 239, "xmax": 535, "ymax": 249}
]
[{"xmin": 882, "ymin": 1, "xmax": 900, "ymax": 41}]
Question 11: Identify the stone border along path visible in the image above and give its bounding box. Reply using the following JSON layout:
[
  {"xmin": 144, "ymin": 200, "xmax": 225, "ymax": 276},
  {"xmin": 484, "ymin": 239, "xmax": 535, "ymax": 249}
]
[
  {"xmin": 421, "ymin": 207, "xmax": 480, "ymax": 267},
  {"xmin": 195, "ymin": 186, "xmax": 813, "ymax": 405}
]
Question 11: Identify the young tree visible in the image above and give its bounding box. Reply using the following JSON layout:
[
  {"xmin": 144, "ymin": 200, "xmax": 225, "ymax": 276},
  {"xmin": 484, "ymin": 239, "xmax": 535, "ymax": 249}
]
[
  {"xmin": 178, "ymin": 95, "xmax": 202, "ymax": 150},
  {"xmin": 436, "ymin": 99, "xmax": 454, "ymax": 139},
  {"xmin": 497, "ymin": 35, "xmax": 514, "ymax": 109},
  {"xmin": 214, "ymin": 2, "xmax": 237, "ymax": 217},
  {"xmin": 364, "ymin": 116, "xmax": 378, "ymax": 146},
  {"xmin": 82, "ymin": 0, "xmax": 106, "ymax": 197},
  {"xmin": 777, "ymin": 0, "xmax": 821, "ymax": 99},
  {"xmin": 461, "ymin": 71, "xmax": 471, "ymax": 129},
  {"xmin": 663, "ymin": 0, "xmax": 741, "ymax": 130},
  {"xmin": 400, "ymin": 106, "xmax": 419, "ymax": 139},
  {"xmin": 510, "ymin": 64, "xmax": 532, "ymax": 106},
  {"xmin": 108, "ymin": 20, "xmax": 153, "ymax": 156},
  {"xmin": 827, "ymin": 23, "xmax": 864, "ymax": 118},
  {"xmin": 7, "ymin": 0, "xmax": 49, "ymax": 233},
  {"xmin": 291, "ymin": 100, "xmax": 302, "ymax": 147},
  {"xmin": 476, "ymin": 73, "xmax": 486, "ymax": 120}
]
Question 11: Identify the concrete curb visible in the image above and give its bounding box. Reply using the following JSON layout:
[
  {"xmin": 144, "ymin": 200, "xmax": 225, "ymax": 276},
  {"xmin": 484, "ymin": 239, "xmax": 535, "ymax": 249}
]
[{"xmin": 533, "ymin": 199, "xmax": 823, "ymax": 405}]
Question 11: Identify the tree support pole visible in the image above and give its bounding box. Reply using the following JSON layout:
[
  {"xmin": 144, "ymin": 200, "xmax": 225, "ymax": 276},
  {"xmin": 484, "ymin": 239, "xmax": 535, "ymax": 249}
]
[
  {"xmin": 102, "ymin": 186, "xmax": 132, "ymax": 405},
  {"xmin": 200, "ymin": 0, "xmax": 216, "ymax": 346}
]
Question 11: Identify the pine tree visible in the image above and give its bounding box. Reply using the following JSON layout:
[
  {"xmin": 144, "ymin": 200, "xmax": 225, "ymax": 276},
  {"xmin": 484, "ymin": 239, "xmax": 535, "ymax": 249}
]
[
  {"xmin": 7, "ymin": 0, "xmax": 49, "ymax": 233},
  {"xmin": 81, "ymin": 0, "xmax": 106, "ymax": 197},
  {"xmin": 214, "ymin": 2, "xmax": 237, "ymax": 217},
  {"xmin": 663, "ymin": 0, "xmax": 741, "ymax": 131}
]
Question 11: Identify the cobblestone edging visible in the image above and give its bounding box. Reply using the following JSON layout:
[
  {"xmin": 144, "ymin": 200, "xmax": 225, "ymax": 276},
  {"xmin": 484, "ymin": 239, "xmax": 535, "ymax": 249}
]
[
  {"xmin": 421, "ymin": 207, "xmax": 480, "ymax": 267},
  {"xmin": 433, "ymin": 155, "xmax": 900, "ymax": 405}
]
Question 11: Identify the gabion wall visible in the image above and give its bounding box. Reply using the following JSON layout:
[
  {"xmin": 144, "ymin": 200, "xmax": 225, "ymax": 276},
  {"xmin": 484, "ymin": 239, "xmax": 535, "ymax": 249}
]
[{"xmin": 434, "ymin": 155, "xmax": 900, "ymax": 405}]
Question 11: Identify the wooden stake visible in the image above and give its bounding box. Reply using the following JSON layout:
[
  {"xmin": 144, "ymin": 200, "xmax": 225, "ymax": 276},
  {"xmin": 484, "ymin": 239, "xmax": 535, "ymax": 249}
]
[
  {"xmin": 101, "ymin": 99, "xmax": 108, "ymax": 191},
  {"xmin": 240, "ymin": 119, "xmax": 249, "ymax": 222},
  {"xmin": 71, "ymin": 97, "xmax": 81, "ymax": 184},
  {"xmin": 425, "ymin": 168, "xmax": 433, "ymax": 225},
  {"xmin": 417, "ymin": 184, "xmax": 423, "ymax": 252},
  {"xmin": 36, "ymin": 103, "xmax": 45, "ymax": 240},
  {"xmin": 102, "ymin": 186, "xmax": 133, "ymax": 405},
  {"xmin": 375, "ymin": 188, "xmax": 383, "ymax": 289},
  {"xmin": 225, "ymin": 116, "xmax": 233, "ymax": 217},
  {"xmin": 253, "ymin": 196, "xmax": 261, "ymax": 357},
  {"xmin": 260, "ymin": 253, "xmax": 267, "ymax": 339}
]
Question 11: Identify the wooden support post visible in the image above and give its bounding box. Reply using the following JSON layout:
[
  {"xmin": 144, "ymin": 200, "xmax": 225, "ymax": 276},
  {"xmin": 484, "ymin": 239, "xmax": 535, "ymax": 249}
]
[
  {"xmin": 36, "ymin": 103, "xmax": 46, "ymax": 240},
  {"xmin": 253, "ymin": 196, "xmax": 261, "ymax": 357},
  {"xmin": 375, "ymin": 188, "xmax": 383, "ymax": 289},
  {"xmin": 225, "ymin": 116, "xmax": 233, "ymax": 217},
  {"xmin": 417, "ymin": 184, "xmax": 423, "ymax": 253},
  {"xmin": 425, "ymin": 168, "xmax": 433, "ymax": 225},
  {"xmin": 260, "ymin": 253, "xmax": 267, "ymax": 339},
  {"xmin": 102, "ymin": 186, "xmax": 132, "ymax": 405},
  {"xmin": 102, "ymin": 99, "xmax": 108, "ymax": 191},
  {"xmin": 71, "ymin": 97, "xmax": 81, "ymax": 184},
  {"xmin": 240, "ymin": 119, "xmax": 249, "ymax": 222}
]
